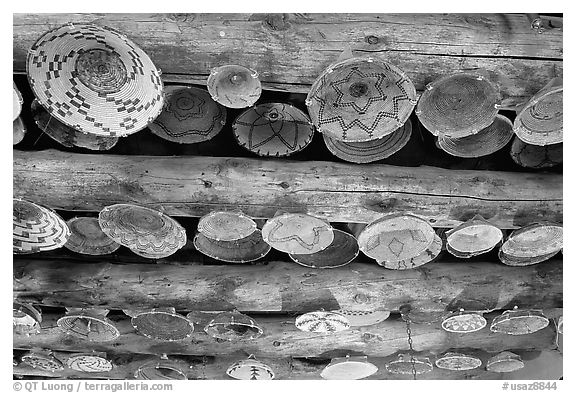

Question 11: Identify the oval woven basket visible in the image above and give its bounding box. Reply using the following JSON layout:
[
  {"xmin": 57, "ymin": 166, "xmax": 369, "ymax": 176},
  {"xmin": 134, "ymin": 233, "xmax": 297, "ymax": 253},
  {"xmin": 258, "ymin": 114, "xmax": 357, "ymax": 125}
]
[
  {"xmin": 262, "ymin": 212, "xmax": 334, "ymax": 254},
  {"xmin": 499, "ymin": 222, "xmax": 562, "ymax": 265},
  {"xmin": 64, "ymin": 217, "xmax": 121, "ymax": 255},
  {"xmin": 510, "ymin": 137, "xmax": 562, "ymax": 169},
  {"xmin": 197, "ymin": 210, "xmax": 257, "ymax": 242},
  {"xmin": 207, "ymin": 64, "xmax": 261, "ymax": 108},
  {"xmin": 193, "ymin": 229, "xmax": 271, "ymax": 263},
  {"xmin": 288, "ymin": 228, "xmax": 359, "ymax": 268}
]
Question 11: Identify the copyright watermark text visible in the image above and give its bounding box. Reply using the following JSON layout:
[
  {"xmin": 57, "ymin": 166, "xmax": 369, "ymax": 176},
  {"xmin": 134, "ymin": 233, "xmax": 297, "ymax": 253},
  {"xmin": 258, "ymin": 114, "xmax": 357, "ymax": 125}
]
[
  {"xmin": 14, "ymin": 381, "xmax": 173, "ymax": 392},
  {"xmin": 502, "ymin": 382, "xmax": 557, "ymax": 391}
]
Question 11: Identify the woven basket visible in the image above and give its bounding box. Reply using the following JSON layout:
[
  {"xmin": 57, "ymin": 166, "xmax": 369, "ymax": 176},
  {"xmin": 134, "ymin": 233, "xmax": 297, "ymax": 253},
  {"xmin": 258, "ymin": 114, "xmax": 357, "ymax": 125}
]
[
  {"xmin": 510, "ymin": 136, "xmax": 562, "ymax": 168},
  {"xmin": 378, "ymin": 233, "xmax": 442, "ymax": 270},
  {"xmin": 64, "ymin": 216, "xmax": 121, "ymax": 255},
  {"xmin": 385, "ymin": 354, "xmax": 433, "ymax": 375},
  {"xmin": 321, "ymin": 356, "xmax": 378, "ymax": 380},
  {"xmin": 499, "ymin": 222, "xmax": 562, "ymax": 266},
  {"xmin": 435, "ymin": 352, "xmax": 482, "ymax": 371},
  {"xmin": 31, "ymin": 99, "xmax": 118, "ymax": 151},
  {"xmin": 21, "ymin": 350, "xmax": 64, "ymax": 372},
  {"xmin": 295, "ymin": 311, "xmax": 350, "ymax": 333},
  {"xmin": 193, "ymin": 229, "xmax": 271, "ymax": 263},
  {"xmin": 27, "ymin": 23, "xmax": 164, "ymax": 137},
  {"xmin": 207, "ymin": 64, "xmax": 261, "ymax": 109},
  {"xmin": 226, "ymin": 355, "xmax": 275, "ymax": 380},
  {"xmin": 13, "ymin": 82, "xmax": 23, "ymax": 121},
  {"xmin": 57, "ymin": 309, "xmax": 120, "ymax": 342},
  {"xmin": 149, "ymin": 85, "xmax": 227, "ymax": 144},
  {"xmin": 445, "ymin": 215, "xmax": 503, "ymax": 258},
  {"xmin": 416, "ymin": 72, "xmax": 500, "ymax": 138},
  {"xmin": 437, "ymin": 114, "xmax": 514, "ymax": 158},
  {"xmin": 490, "ymin": 308, "xmax": 549, "ymax": 335},
  {"xmin": 98, "ymin": 204, "xmax": 186, "ymax": 259},
  {"xmin": 66, "ymin": 353, "xmax": 113, "ymax": 373},
  {"xmin": 134, "ymin": 356, "xmax": 188, "ymax": 380},
  {"xmin": 13, "ymin": 302, "xmax": 42, "ymax": 335},
  {"xmin": 486, "ymin": 352, "xmax": 524, "ymax": 373},
  {"xmin": 332, "ymin": 309, "xmax": 390, "ymax": 327},
  {"xmin": 13, "ymin": 117, "xmax": 26, "ymax": 145},
  {"xmin": 514, "ymin": 78, "xmax": 563, "ymax": 146},
  {"xmin": 130, "ymin": 307, "xmax": 194, "ymax": 341},
  {"xmin": 323, "ymin": 118, "xmax": 412, "ymax": 163},
  {"xmin": 197, "ymin": 210, "xmax": 257, "ymax": 242},
  {"xmin": 204, "ymin": 310, "xmax": 263, "ymax": 341},
  {"xmin": 306, "ymin": 57, "xmax": 417, "ymax": 142},
  {"xmin": 288, "ymin": 228, "xmax": 359, "ymax": 268}
]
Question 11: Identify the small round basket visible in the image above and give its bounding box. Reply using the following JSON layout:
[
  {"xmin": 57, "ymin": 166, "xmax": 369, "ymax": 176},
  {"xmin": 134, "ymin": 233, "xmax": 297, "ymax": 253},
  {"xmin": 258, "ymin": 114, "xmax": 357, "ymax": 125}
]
[
  {"xmin": 490, "ymin": 307, "xmax": 550, "ymax": 335},
  {"xmin": 207, "ymin": 64, "xmax": 262, "ymax": 108},
  {"xmin": 435, "ymin": 352, "xmax": 482, "ymax": 371},
  {"xmin": 226, "ymin": 355, "xmax": 275, "ymax": 380},
  {"xmin": 130, "ymin": 307, "xmax": 194, "ymax": 341},
  {"xmin": 204, "ymin": 310, "xmax": 263, "ymax": 341},
  {"xmin": 66, "ymin": 352, "xmax": 113, "ymax": 373},
  {"xmin": 385, "ymin": 354, "xmax": 433, "ymax": 375},
  {"xmin": 321, "ymin": 355, "xmax": 378, "ymax": 380},
  {"xmin": 294, "ymin": 311, "xmax": 350, "ymax": 334},
  {"xmin": 64, "ymin": 216, "xmax": 121, "ymax": 255},
  {"xmin": 197, "ymin": 210, "xmax": 257, "ymax": 242},
  {"xmin": 486, "ymin": 351, "xmax": 524, "ymax": 373}
]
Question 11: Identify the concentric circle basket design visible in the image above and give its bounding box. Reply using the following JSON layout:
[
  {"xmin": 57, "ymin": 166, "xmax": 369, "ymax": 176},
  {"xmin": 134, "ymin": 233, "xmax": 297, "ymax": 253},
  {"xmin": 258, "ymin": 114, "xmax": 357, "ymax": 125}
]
[
  {"xmin": 446, "ymin": 216, "xmax": 503, "ymax": 258},
  {"xmin": 441, "ymin": 310, "xmax": 487, "ymax": 333},
  {"xmin": 193, "ymin": 229, "xmax": 271, "ymax": 263},
  {"xmin": 288, "ymin": 228, "xmax": 359, "ymax": 268},
  {"xmin": 13, "ymin": 81, "xmax": 23, "ymax": 121},
  {"xmin": 233, "ymin": 102, "xmax": 315, "ymax": 157},
  {"xmin": 379, "ymin": 233, "xmax": 442, "ymax": 270},
  {"xmin": 306, "ymin": 57, "xmax": 417, "ymax": 142},
  {"xmin": 66, "ymin": 353, "xmax": 113, "ymax": 373},
  {"xmin": 13, "ymin": 117, "xmax": 27, "ymax": 145},
  {"xmin": 27, "ymin": 23, "xmax": 164, "ymax": 137},
  {"xmin": 262, "ymin": 213, "xmax": 334, "ymax": 254},
  {"xmin": 130, "ymin": 308, "xmax": 194, "ymax": 341},
  {"xmin": 321, "ymin": 356, "xmax": 378, "ymax": 380},
  {"xmin": 323, "ymin": 118, "xmax": 412, "ymax": 163},
  {"xmin": 56, "ymin": 309, "xmax": 120, "ymax": 342},
  {"xmin": 486, "ymin": 352, "xmax": 524, "ymax": 373},
  {"xmin": 149, "ymin": 85, "xmax": 227, "ymax": 144},
  {"xmin": 513, "ymin": 78, "xmax": 563, "ymax": 146},
  {"xmin": 98, "ymin": 204, "xmax": 186, "ymax": 259},
  {"xmin": 332, "ymin": 309, "xmax": 390, "ymax": 327},
  {"xmin": 21, "ymin": 350, "xmax": 64, "ymax": 372},
  {"xmin": 197, "ymin": 210, "xmax": 257, "ymax": 242},
  {"xmin": 434, "ymin": 352, "xmax": 482, "ymax": 371},
  {"xmin": 510, "ymin": 137, "xmax": 562, "ymax": 169},
  {"xmin": 416, "ymin": 73, "xmax": 500, "ymax": 138},
  {"xmin": 134, "ymin": 357, "xmax": 188, "ymax": 380},
  {"xmin": 13, "ymin": 198, "xmax": 70, "ymax": 254},
  {"xmin": 499, "ymin": 222, "xmax": 562, "ymax": 266},
  {"xmin": 13, "ymin": 302, "xmax": 42, "ymax": 335},
  {"xmin": 207, "ymin": 64, "xmax": 262, "ymax": 109},
  {"xmin": 357, "ymin": 213, "xmax": 435, "ymax": 263},
  {"xmin": 437, "ymin": 114, "xmax": 514, "ymax": 158},
  {"xmin": 31, "ymin": 99, "xmax": 118, "ymax": 151},
  {"xmin": 385, "ymin": 354, "xmax": 433, "ymax": 375},
  {"xmin": 64, "ymin": 217, "xmax": 121, "ymax": 255},
  {"xmin": 204, "ymin": 311, "xmax": 263, "ymax": 341},
  {"xmin": 294, "ymin": 311, "xmax": 350, "ymax": 333},
  {"xmin": 226, "ymin": 355, "xmax": 275, "ymax": 380},
  {"xmin": 490, "ymin": 308, "xmax": 550, "ymax": 335}
]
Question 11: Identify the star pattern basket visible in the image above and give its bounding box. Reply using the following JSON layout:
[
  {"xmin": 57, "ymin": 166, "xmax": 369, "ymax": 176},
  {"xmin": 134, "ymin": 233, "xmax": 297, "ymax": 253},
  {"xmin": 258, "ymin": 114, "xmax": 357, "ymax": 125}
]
[
  {"xmin": 321, "ymin": 355, "xmax": 378, "ymax": 380},
  {"xmin": 13, "ymin": 117, "xmax": 27, "ymax": 145},
  {"xmin": 149, "ymin": 85, "xmax": 227, "ymax": 144},
  {"xmin": 306, "ymin": 57, "xmax": 417, "ymax": 142},
  {"xmin": 499, "ymin": 222, "xmax": 562, "ymax": 266},
  {"xmin": 66, "ymin": 353, "xmax": 113, "ymax": 373},
  {"xmin": 416, "ymin": 73, "xmax": 500, "ymax": 138},
  {"xmin": 379, "ymin": 233, "xmax": 442, "ymax": 270},
  {"xmin": 233, "ymin": 102, "xmax": 315, "ymax": 157},
  {"xmin": 197, "ymin": 210, "xmax": 257, "ymax": 242},
  {"xmin": 262, "ymin": 212, "xmax": 334, "ymax": 254},
  {"xmin": 57, "ymin": 309, "xmax": 120, "ymax": 342},
  {"xmin": 445, "ymin": 215, "xmax": 504, "ymax": 258},
  {"xmin": 27, "ymin": 23, "xmax": 164, "ymax": 137},
  {"xmin": 64, "ymin": 216, "xmax": 121, "ymax": 255},
  {"xmin": 435, "ymin": 352, "xmax": 482, "ymax": 371},
  {"xmin": 193, "ymin": 229, "xmax": 271, "ymax": 263},
  {"xmin": 98, "ymin": 204, "xmax": 186, "ymax": 259},
  {"xmin": 288, "ymin": 228, "xmax": 359, "ymax": 269},
  {"xmin": 323, "ymin": 118, "xmax": 412, "ymax": 163},
  {"xmin": 294, "ymin": 311, "xmax": 350, "ymax": 333},
  {"xmin": 207, "ymin": 64, "xmax": 262, "ymax": 109},
  {"xmin": 226, "ymin": 355, "xmax": 275, "ymax": 380},
  {"xmin": 13, "ymin": 81, "xmax": 23, "ymax": 121},
  {"xmin": 129, "ymin": 307, "xmax": 194, "ymax": 341},
  {"xmin": 510, "ymin": 137, "xmax": 562, "ymax": 169},
  {"xmin": 13, "ymin": 198, "xmax": 70, "ymax": 254}
]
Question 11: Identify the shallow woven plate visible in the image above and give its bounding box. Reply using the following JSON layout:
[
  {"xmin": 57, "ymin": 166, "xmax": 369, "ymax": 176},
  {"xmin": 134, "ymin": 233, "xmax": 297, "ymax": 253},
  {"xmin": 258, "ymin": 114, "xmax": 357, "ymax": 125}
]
[
  {"xmin": 514, "ymin": 78, "xmax": 562, "ymax": 146},
  {"xmin": 13, "ymin": 198, "xmax": 70, "ymax": 254},
  {"xmin": 13, "ymin": 81, "xmax": 23, "ymax": 121},
  {"xmin": 57, "ymin": 310, "xmax": 120, "ymax": 342},
  {"xmin": 64, "ymin": 217, "xmax": 121, "ymax": 255},
  {"xmin": 193, "ymin": 229, "xmax": 271, "ymax": 263},
  {"xmin": 13, "ymin": 302, "xmax": 42, "ymax": 335},
  {"xmin": 21, "ymin": 350, "xmax": 64, "ymax": 372},
  {"xmin": 207, "ymin": 64, "xmax": 261, "ymax": 108},
  {"xmin": 197, "ymin": 210, "xmax": 257, "ymax": 241},
  {"xmin": 31, "ymin": 99, "xmax": 118, "ymax": 150},
  {"xmin": 490, "ymin": 308, "xmax": 550, "ymax": 335},
  {"xmin": 323, "ymin": 119, "xmax": 412, "ymax": 163},
  {"xmin": 357, "ymin": 214, "xmax": 435, "ymax": 263},
  {"xmin": 233, "ymin": 102, "xmax": 315, "ymax": 157},
  {"xmin": 321, "ymin": 356, "xmax": 378, "ymax": 380},
  {"xmin": 385, "ymin": 354, "xmax": 433, "ymax": 375},
  {"xmin": 306, "ymin": 57, "xmax": 417, "ymax": 142},
  {"xmin": 149, "ymin": 85, "xmax": 227, "ymax": 144},
  {"xmin": 99, "ymin": 204, "xmax": 186, "ymax": 259},
  {"xmin": 486, "ymin": 352, "xmax": 524, "ymax": 373},
  {"xmin": 262, "ymin": 213, "xmax": 334, "ymax": 254},
  {"xmin": 441, "ymin": 310, "xmax": 487, "ymax": 333},
  {"xmin": 131, "ymin": 308, "xmax": 194, "ymax": 341},
  {"xmin": 437, "ymin": 114, "xmax": 513, "ymax": 158},
  {"xmin": 295, "ymin": 311, "xmax": 350, "ymax": 333},
  {"xmin": 500, "ymin": 222, "xmax": 562, "ymax": 263},
  {"xmin": 498, "ymin": 248, "xmax": 559, "ymax": 267},
  {"xmin": 510, "ymin": 137, "xmax": 562, "ymax": 168},
  {"xmin": 27, "ymin": 23, "xmax": 163, "ymax": 137},
  {"xmin": 379, "ymin": 233, "xmax": 442, "ymax": 269},
  {"xmin": 66, "ymin": 353, "xmax": 113, "ymax": 373},
  {"xmin": 288, "ymin": 229, "xmax": 359, "ymax": 268},
  {"xmin": 416, "ymin": 73, "xmax": 500, "ymax": 138},
  {"xmin": 204, "ymin": 311, "xmax": 263, "ymax": 341},
  {"xmin": 226, "ymin": 356, "xmax": 275, "ymax": 380},
  {"xmin": 446, "ymin": 216, "xmax": 503, "ymax": 258},
  {"xmin": 435, "ymin": 352, "xmax": 482, "ymax": 371},
  {"xmin": 135, "ymin": 359, "xmax": 188, "ymax": 380},
  {"xmin": 13, "ymin": 117, "xmax": 27, "ymax": 145},
  {"xmin": 332, "ymin": 309, "xmax": 390, "ymax": 327}
]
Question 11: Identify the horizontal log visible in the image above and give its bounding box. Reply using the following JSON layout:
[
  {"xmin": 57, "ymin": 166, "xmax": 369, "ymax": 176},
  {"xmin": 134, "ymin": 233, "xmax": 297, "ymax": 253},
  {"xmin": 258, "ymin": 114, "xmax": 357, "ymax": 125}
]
[
  {"xmin": 13, "ymin": 13, "xmax": 563, "ymax": 104},
  {"xmin": 13, "ymin": 150, "xmax": 563, "ymax": 228},
  {"xmin": 13, "ymin": 312, "xmax": 557, "ymax": 359},
  {"xmin": 13, "ymin": 258, "xmax": 563, "ymax": 313},
  {"xmin": 12, "ymin": 349, "xmax": 563, "ymax": 380}
]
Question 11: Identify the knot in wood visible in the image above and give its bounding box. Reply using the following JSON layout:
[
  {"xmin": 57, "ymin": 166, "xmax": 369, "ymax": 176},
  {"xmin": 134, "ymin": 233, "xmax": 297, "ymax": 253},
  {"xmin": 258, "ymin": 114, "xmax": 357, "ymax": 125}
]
[
  {"xmin": 354, "ymin": 293, "xmax": 369, "ymax": 304},
  {"xmin": 365, "ymin": 35, "xmax": 379, "ymax": 45}
]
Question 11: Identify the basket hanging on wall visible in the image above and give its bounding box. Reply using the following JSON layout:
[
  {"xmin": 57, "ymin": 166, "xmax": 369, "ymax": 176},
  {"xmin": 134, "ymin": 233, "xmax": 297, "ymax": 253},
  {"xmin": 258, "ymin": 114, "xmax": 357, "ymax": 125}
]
[{"xmin": 207, "ymin": 64, "xmax": 262, "ymax": 109}]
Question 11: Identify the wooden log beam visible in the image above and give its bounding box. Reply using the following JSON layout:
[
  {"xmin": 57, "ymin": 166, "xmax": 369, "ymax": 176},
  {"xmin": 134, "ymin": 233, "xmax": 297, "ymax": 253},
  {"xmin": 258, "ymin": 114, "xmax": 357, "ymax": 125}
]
[
  {"xmin": 13, "ymin": 258, "xmax": 563, "ymax": 313},
  {"xmin": 13, "ymin": 13, "xmax": 563, "ymax": 105},
  {"xmin": 13, "ymin": 312, "xmax": 557, "ymax": 359},
  {"xmin": 13, "ymin": 150, "xmax": 562, "ymax": 228},
  {"xmin": 12, "ymin": 349, "xmax": 563, "ymax": 380}
]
